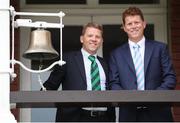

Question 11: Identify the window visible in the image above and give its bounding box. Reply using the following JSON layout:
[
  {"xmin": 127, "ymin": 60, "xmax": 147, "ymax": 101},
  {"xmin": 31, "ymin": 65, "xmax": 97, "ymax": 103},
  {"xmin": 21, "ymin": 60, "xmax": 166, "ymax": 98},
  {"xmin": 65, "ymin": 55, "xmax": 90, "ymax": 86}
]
[
  {"xmin": 99, "ymin": 0, "xmax": 160, "ymax": 4},
  {"xmin": 103, "ymin": 24, "xmax": 154, "ymax": 60},
  {"xmin": 31, "ymin": 26, "xmax": 82, "ymax": 70},
  {"xmin": 26, "ymin": 0, "xmax": 86, "ymax": 4}
]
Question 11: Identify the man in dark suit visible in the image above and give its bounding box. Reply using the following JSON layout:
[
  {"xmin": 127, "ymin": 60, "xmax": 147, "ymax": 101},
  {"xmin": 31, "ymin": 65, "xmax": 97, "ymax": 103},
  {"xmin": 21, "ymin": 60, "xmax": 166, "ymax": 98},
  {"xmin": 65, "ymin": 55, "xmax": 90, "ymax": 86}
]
[
  {"xmin": 43, "ymin": 22, "xmax": 115, "ymax": 122},
  {"xmin": 108, "ymin": 7, "xmax": 176, "ymax": 122}
]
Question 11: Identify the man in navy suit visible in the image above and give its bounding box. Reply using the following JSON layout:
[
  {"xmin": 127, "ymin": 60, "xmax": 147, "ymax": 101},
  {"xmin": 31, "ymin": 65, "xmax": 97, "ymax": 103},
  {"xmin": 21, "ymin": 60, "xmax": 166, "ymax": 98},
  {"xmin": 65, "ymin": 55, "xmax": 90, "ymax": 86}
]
[
  {"xmin": 43, "ymin": 22, "xmax": 115, "ymax": 122},
  {"xmin": 108, "ymin": 7, "xmax": 176, "ymax": 122}
]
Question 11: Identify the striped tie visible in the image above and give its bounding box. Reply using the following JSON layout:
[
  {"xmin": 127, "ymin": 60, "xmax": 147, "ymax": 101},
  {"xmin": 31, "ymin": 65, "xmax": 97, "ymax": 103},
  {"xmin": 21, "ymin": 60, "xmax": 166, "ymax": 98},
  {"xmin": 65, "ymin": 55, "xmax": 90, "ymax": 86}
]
[
  {"xmin": 132, "ymin": 44, "xmax": 144, "ymax": 90},
  {"xmin": 88, "ymin": 55, "xmax": 101, "ymax": 91}
]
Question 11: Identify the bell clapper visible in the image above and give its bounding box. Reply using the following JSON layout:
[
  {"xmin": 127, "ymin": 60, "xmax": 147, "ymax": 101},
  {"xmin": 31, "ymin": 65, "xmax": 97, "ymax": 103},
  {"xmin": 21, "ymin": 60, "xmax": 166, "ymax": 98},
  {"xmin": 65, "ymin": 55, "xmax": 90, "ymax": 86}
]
[{"xmin": 38, "ymin": 60, "xmax": 46, "ymax": 91}]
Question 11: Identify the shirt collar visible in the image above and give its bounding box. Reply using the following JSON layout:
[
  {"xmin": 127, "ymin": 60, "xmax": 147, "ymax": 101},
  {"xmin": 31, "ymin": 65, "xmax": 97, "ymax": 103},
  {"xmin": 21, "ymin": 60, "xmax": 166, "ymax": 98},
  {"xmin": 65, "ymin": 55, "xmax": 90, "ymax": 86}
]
[
  {"xmin": 81, "ymin": 48, "xmax": 97, "ymax": 58},
  {"xmin": 128, "ymin": 36, "xmax": 145, "ymax": 48}
]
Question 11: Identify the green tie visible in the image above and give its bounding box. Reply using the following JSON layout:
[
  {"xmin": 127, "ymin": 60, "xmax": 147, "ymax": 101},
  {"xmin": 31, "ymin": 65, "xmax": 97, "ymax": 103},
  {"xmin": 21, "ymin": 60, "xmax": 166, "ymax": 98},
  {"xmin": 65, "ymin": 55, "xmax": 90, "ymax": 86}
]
[{"xmin": 88, "ymin": 55, "xmax": 101, "ymax": 91}]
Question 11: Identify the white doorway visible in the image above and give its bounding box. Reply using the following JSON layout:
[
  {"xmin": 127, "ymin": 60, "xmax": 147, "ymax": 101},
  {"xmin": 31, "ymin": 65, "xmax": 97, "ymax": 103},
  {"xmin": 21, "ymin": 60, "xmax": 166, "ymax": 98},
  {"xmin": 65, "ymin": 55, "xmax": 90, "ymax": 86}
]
[{"xmin": 19, "ymin": 3, "xmax": 168, "ymax": 122}]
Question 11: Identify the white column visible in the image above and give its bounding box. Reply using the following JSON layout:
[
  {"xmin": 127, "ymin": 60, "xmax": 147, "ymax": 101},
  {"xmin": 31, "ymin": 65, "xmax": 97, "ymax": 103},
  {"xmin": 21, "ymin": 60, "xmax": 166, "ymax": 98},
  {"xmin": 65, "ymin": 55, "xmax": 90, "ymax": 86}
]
[{"xmin": 0, "ymin": 0, "xmax": 17, "ymax": 122}]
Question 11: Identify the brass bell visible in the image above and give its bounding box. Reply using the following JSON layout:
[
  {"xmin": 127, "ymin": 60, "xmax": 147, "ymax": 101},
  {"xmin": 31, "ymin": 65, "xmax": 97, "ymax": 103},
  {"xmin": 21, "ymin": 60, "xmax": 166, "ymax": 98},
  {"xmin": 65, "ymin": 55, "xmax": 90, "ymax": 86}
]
[{"xmin": 23, "ymin": 29, "xmax": 59, "ymax": 60}]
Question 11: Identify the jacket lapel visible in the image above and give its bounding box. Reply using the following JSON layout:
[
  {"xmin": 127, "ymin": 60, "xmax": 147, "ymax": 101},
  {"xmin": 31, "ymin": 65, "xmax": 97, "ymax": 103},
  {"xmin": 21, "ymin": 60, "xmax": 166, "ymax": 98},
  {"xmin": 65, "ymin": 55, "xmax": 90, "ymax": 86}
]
[
  {"xmin": 74, "ymin": 51, "xmax": 86, "ymax": 83},
  {"xmin": 144, "ymin": 40, "xmax": 154, "ymax": 75},
  {"xmin": 122, "ymin": 43, "xmax": 136, "ymax": 74},
  {"xmin": 97, "ymin": 57, "xmax": 108, "ymax": 80}
]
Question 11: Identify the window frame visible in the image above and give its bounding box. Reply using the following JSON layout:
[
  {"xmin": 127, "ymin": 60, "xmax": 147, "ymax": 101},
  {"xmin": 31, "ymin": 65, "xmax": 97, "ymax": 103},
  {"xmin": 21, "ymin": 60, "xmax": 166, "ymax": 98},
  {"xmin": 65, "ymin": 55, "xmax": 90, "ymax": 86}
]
[{"xmin": 20, "ymin": 0, "xmax": 166, "ymax": 9}]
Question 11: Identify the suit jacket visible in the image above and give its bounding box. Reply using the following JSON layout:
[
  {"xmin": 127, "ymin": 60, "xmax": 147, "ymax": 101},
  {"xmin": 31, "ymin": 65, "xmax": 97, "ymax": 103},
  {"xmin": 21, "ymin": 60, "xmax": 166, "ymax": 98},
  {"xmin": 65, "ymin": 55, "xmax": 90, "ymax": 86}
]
[
  {"xmin": 109, "ymin": 39, "xmax": 176, "ymax": 121},
  {"xmin": 43, "ymin": 50, "xmax": 115, "ymax": 122}
]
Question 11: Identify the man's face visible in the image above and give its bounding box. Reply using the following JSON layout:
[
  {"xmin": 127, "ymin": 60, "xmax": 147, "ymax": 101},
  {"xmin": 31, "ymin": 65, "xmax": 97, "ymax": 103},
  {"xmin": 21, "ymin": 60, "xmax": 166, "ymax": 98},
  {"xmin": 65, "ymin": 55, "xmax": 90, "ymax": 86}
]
[
  {"xmin": 123, "ymin": 15, "xmax": 146, "ymax": 42},
  {"xmin": 80, "ymin": 27, "xmax": 103, "ymax": 55}
]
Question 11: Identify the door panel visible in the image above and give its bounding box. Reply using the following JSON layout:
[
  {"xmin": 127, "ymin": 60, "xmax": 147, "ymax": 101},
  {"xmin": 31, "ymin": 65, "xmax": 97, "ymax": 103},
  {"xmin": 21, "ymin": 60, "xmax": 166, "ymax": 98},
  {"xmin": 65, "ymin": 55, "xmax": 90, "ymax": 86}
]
[{"xmin": 28, "ymin": 14, "xmax": 167, "ymax": 122}]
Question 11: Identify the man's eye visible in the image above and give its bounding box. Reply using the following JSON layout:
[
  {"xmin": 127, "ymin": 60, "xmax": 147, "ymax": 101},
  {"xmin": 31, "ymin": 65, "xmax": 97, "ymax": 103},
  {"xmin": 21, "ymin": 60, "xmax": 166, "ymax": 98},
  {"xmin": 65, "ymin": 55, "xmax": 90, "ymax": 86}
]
[{"xmin": 87, "ymin": 35, "xmax": 93, "ymax": 37}]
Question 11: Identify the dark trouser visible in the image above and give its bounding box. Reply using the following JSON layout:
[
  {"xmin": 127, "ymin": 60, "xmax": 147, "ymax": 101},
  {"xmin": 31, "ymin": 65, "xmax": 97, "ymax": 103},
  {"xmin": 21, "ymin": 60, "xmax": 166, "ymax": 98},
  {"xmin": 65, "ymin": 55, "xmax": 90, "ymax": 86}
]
[
  {"xmin": 119, "ymin": 105, "xmax": 173, "ymax": 122},
  {"xmin": 56, "ymin": 107, "xmax": 115, "ymax": 122},
  {"xmin": 79, "ymin": 109, "xmax": 110, "ymax": 122}
]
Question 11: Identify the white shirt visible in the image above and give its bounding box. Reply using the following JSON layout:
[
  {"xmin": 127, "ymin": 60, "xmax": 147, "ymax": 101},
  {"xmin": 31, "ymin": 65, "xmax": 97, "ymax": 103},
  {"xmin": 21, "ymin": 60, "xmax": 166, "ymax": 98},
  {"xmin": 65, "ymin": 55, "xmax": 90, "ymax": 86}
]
[
  {"xmin": 81, "ymin": 48, "xmax": 106, "ymax": 91},
  {"xmin": 128, "ymin": 36, "xmax": 145, "ymax": 90},
  {"xmin": 128, "ymin": 36, "xmax": 145, "ymax": 64},
  {"xmin": 81, "ymin": 48, "xmax": 107, "ymax": 111}
]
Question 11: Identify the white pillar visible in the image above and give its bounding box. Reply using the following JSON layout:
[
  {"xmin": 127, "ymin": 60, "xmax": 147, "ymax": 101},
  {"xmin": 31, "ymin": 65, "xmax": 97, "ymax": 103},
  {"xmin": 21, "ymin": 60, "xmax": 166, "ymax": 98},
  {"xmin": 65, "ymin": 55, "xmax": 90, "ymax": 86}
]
[{"xmin": 0, "ymin": 0, "xmax": 17, "ymax": 122}]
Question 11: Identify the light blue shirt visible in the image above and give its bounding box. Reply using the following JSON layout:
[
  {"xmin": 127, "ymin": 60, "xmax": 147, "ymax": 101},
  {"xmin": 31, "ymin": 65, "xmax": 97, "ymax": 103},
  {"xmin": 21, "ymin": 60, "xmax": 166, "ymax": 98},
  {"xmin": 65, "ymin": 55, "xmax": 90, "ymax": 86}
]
[
  {"xmin": 129, "ymin": 36, "xmax": 145, "ymax": 90},
  {"xmin": 129, "ymin": 36, "xmax": 145, "ymax": 65}
]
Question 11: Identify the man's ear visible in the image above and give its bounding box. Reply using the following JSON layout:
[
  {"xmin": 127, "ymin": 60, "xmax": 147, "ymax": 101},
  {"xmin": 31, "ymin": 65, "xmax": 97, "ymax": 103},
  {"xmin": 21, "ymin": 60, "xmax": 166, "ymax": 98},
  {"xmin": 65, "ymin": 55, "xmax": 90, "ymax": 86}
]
[
  {"xmin": 80, "ymin": 36, "xmax": 83, "ymax": 43},
  {"xmin": 122, "ymin": 24, "xmax": 127, "ymax": 33},
  {"xmin": 143, "ymin": 21, "xmax": 147, "ymax": 29}
]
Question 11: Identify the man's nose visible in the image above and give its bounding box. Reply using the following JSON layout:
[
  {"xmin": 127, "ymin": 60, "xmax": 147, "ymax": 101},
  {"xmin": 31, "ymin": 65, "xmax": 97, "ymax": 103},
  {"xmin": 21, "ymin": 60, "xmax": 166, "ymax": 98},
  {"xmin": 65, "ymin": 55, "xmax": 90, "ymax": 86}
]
[
  {"xmin": 131, "ymin": 23, "xmax": 136, "ymax": 28},
  {"xmin": 91, "ymin": 36, "xmax": 97, "ymax": 41}
]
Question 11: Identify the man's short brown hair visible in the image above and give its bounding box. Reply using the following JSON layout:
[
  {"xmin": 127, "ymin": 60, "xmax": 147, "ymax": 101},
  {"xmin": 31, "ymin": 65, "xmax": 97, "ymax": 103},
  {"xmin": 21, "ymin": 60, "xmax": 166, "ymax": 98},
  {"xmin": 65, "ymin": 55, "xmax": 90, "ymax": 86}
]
[
  {"xmin": 122, "ymin": 7, "xmax": 144, "ymax": 25},
  {"xmin": 81, "ymin": 22, "xmax": 103, "ymax": 36}
]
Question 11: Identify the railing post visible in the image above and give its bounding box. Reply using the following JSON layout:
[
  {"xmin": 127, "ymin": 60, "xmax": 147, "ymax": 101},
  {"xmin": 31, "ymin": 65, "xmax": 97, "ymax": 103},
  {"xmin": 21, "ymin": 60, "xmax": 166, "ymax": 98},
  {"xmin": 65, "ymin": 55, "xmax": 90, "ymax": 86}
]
[{"xmin": 0, "ymin": 0, "xmax": 17, "ymax": 122}]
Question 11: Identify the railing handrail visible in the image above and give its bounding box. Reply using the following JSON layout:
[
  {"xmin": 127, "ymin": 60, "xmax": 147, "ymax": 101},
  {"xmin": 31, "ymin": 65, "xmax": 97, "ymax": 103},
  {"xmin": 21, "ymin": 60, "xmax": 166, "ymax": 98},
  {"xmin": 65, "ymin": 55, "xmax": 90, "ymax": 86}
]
[{"xmin": 10, "ymin": 90, "xmax": 180, "ymax": 108}]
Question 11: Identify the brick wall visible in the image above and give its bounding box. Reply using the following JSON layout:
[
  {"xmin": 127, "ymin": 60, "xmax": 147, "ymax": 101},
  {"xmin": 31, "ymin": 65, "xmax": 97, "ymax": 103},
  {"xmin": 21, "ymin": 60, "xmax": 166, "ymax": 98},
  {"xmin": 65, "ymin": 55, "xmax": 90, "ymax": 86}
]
[
  {"xmin": 170, "ymin": 0, "xmax": 180, "ymax": 121},
  {"xmin": 10, "ymin": 0, "xmax": 20, "ymax": 121}
]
